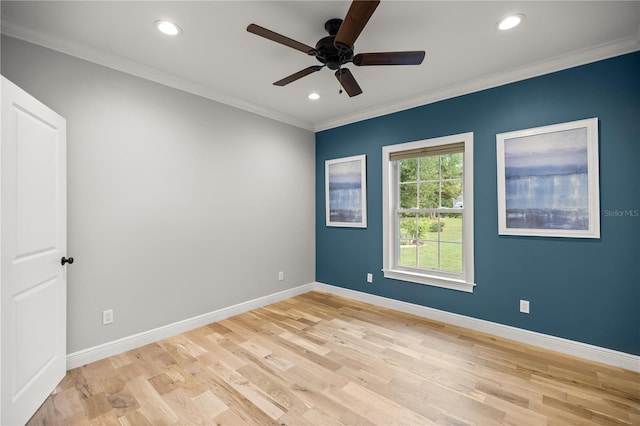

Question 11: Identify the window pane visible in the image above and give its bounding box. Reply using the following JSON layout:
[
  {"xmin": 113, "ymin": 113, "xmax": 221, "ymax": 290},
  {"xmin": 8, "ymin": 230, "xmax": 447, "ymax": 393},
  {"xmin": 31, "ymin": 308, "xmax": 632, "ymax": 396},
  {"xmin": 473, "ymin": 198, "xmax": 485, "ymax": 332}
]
[
  {"xmin": 416, "ymin": 213, "xmax": 430, "ymax": 239},
  {"xmin": 441, "ymin": 153, "xmax": 463, "ymax": 180},
  {"xmin": 400, "ymin": 183, "xmax": 418, "ymax": 208},
  {"xmin": 399, "ymin": 241, "xmax": 417, "ymax": 267},
  {"xmin": 417, "ymin": 242, "xmax": 438, "ymax": 270},
  {"xmin": 441, "ymin": 180, "xmax": 463, "ymax": 208},
  {"xmin": 419, "ymin": 213, "xmax": 441, "ymax": 240},
  {"xmin": 441, "ymin": 213, "xmax": 462, "ymax": 243},
  {"xmin": 418, "ymin": 156, "xmax": 439, "ymax": 181},
  {"xmin": 399, "ymin": 158, "xmax": 417, "ymax": 182},
  {"xmin": 399, "ymin": 213, "xmax": 418, "ymax": 240},
  {"xmin": 419, "ymin": 182, "xmax": 439, "ymax": 208},
  {"xmin": 440, "ymin": 243, "xmax": 463, "ymax": 273}
]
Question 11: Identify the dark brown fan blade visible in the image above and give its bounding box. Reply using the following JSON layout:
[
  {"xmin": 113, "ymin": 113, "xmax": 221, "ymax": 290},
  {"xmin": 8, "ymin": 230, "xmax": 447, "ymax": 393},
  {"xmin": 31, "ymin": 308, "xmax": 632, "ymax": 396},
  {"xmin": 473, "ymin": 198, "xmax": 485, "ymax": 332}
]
[
  {"xmin": 247, "ymin": 24, "xmax": 316, "ymax": 55},
  {"xmin": 335, "ymin": 68, "xmax": 363, "ymax": 97},
  {"xmin": 274, "ymin": 66, "xmax": 324, "ymax": 86},
  {"xmin": 353, "ymin": 51, "xmax": 425, "ymax": 66},
  {"xmin": 334, "ymin": 0, "xmax": 380, "ymax": 51}
]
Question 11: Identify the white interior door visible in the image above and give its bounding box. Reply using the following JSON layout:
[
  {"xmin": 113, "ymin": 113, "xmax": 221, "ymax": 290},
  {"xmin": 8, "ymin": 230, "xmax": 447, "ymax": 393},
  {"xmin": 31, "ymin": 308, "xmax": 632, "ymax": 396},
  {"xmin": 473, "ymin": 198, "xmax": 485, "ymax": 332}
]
[{"xmin": 1, "ymin": 76, "xmax": 67, "ymax": 425}]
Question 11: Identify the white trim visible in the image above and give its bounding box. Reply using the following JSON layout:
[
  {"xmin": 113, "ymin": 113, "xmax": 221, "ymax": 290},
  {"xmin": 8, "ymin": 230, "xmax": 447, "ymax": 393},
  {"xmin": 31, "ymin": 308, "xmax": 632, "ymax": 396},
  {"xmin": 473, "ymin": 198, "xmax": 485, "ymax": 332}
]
[
  {"xmin": 66, "ymin": 282, "xmax": 639, "ymax": 372},
  {"xmin": 2, "ymin": 18, "xmax": 637, "ymax": 133},
  {"xmin": 382, "ymin": 133, "xmax": 474, "ymax": 292},
  {"xmin": 0, "ymin": 21, "xmax": 315, "ymax": 132},
  {"xmin": 314, "ymin": 282, "xmax": 640, "ymax": 372},
  {"xmin": 381, "ymin": 269, "xmax": 475, "ymax": 293},
  {"xmin": 314, "ymin": 35, "xmax": 640, "ymax": 132},
  {"xmin": 66, "ymin": 283, "xmax": 315, "ymax": 369}
]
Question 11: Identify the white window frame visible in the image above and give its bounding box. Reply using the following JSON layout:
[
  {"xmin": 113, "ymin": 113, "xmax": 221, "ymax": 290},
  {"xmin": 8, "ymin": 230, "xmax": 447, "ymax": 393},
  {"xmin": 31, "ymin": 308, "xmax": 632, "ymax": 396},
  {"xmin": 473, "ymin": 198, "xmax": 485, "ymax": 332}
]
[{"xmin": 382, "ymin": 132, "xmax": 475, "ymax": 293}]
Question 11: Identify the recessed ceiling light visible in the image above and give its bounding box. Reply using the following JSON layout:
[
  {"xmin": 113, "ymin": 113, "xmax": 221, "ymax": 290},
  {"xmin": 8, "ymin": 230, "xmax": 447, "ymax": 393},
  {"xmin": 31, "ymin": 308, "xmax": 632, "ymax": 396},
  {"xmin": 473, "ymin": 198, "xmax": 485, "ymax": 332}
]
[
  {"xmin": 497, "ymin": 14, "xmax": 525, "ymax": 31},
  {"xmin": 154, "ymin": 20, "xmax": 182, "ymax": 36},
  {"xmin": 308, "ymin": 92, "xmax": 320, "ymax": 100}
]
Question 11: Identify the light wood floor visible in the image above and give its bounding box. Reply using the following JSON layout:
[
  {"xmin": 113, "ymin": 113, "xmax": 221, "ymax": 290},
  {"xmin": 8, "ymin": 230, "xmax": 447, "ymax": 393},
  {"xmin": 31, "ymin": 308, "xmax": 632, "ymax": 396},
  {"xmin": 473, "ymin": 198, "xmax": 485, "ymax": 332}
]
[{"xmin": 28, "ymin": 291, "xmax": 639, "ymax": 425}]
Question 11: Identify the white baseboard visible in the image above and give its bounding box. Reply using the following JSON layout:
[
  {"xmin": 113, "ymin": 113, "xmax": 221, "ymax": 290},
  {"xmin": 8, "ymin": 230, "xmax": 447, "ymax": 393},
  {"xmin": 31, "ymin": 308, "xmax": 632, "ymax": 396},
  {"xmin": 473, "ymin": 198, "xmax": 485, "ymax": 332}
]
[
  {"xmin": 66, "ymin": 283, "xmax": 315, "ymax": 369},
  {"xmin": 66, "ymin": 281, "xmax": 639, "ymax": 373},
  {"xmin": 314, "ymin": 282, "xmax": 640, "ymax": 372}
]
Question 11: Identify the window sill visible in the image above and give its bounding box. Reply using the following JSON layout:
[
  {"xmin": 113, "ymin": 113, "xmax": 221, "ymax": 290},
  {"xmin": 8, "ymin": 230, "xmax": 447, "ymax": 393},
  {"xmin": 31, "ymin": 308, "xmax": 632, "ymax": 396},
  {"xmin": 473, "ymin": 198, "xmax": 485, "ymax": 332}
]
[{"xmin": 382, "ymin": 269, "xmax": 475, "ymax": 293}]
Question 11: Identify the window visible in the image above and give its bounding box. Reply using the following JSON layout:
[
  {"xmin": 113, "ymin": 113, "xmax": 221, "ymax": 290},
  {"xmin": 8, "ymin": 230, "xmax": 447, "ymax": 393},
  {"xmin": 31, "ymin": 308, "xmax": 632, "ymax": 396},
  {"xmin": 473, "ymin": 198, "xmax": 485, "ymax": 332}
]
[{"xmin": 382, "ymin": 133, "xmax": 475, "ymax": 292}]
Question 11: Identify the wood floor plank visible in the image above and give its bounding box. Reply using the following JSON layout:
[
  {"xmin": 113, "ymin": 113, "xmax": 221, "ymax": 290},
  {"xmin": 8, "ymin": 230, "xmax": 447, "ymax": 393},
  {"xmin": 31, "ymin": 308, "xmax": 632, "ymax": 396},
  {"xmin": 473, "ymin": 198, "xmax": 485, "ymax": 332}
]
[
  {"xmin": 27, "ymin": 291, "xmax": 639, "ymax": 425},
  {"xmin": 125, "ymin": 376, "xmax": 179, "ymax": 424}
]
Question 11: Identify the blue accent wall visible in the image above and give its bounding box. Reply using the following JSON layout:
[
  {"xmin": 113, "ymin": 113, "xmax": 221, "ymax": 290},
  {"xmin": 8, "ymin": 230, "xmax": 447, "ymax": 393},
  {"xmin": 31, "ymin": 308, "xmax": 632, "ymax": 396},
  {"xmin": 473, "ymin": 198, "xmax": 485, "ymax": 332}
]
[{"xmin": 316, "ymin": 52, "xmax": 640, "ymax": 355}]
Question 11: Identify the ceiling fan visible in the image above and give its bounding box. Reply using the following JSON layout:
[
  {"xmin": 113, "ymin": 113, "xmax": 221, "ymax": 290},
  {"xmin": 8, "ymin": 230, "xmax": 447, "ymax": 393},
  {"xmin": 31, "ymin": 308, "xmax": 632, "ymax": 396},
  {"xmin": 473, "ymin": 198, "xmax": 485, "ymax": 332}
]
[{"xmin": 247, "ymin": 0, "xmax": 425, "ymax": 97}]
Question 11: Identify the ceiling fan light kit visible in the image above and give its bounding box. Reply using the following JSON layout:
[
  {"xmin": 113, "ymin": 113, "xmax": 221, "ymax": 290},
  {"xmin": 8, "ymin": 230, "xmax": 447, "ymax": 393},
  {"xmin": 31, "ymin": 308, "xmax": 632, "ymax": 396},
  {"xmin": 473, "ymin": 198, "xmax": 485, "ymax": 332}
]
[{"xmin": 247, "ymin": 0, "xmax": 425, "ymax": 97}]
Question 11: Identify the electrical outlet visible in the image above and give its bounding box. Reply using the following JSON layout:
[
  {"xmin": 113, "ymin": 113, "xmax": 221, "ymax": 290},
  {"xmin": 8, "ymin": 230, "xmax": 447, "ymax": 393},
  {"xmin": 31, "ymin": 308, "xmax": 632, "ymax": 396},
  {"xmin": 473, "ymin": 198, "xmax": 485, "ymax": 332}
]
[
  {"xmin": 102, "ymin": 309, "xmax": 114, "ymax": 325},
  {"xmin": 278, "ymin": 271, "xmax": 284, "ymax": 281},
  {"xmin": 519, "ymin": 300, "xmax": 530, "ymax": 314},
  {"xmin": 367, "ymin": 273, "xmax": 373, "ymax": 283}
]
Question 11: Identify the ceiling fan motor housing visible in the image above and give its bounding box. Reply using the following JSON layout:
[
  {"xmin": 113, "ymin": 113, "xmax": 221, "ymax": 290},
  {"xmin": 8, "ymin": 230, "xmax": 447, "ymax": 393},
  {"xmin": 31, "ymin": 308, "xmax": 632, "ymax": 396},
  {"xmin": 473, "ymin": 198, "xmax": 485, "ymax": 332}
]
[
  {"xmin": 315, "ymin": 19, "xmax": 353, "ymax": 70},
  {"xmin": 246, "ymin": 0, "xmax": 424, "ymax": 97}
]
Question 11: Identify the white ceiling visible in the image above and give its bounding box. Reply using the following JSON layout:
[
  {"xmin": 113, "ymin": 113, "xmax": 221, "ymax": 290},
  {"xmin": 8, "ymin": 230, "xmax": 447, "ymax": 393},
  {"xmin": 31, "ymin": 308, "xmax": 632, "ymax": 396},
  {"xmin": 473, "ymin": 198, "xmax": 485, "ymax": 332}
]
[{"xmin": 2, "ymin": 1, "xmax": 639, "ymax": 131}]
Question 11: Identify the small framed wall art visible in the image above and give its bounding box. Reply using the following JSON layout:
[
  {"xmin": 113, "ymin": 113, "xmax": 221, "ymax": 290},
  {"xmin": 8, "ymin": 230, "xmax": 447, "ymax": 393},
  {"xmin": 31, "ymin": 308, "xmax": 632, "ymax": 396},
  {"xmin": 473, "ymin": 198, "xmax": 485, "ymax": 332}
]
[{"xmin": 325, "ymin": 154, "xmax": 367, "ymax": 227}]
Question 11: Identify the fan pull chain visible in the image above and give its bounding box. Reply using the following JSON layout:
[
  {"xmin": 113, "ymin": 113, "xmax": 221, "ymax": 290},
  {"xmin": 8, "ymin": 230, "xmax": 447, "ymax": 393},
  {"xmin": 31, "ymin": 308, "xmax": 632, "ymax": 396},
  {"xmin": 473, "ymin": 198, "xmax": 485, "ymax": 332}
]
[{"xmin": 338, "ymin": 66, "xmax": 343, "ymax": 95}]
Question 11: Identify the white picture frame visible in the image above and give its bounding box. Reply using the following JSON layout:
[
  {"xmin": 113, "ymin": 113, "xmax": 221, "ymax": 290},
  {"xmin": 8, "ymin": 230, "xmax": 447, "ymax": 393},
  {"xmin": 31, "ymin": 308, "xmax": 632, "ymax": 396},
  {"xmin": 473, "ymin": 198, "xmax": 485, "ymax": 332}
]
[
  {"xmin": 496, "ymin": 118, "xmax": 600, "ymax": 238},
  {"xmin": 325, "ymin": 154, "xmax": 367, "ymax": 228}
]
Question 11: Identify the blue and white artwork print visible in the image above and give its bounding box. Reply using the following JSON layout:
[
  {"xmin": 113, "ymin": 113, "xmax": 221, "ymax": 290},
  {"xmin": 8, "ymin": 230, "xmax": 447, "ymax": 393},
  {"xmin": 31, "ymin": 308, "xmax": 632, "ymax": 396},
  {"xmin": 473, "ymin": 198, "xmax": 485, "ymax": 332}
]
[
  {"xmin": 326, "ymin": 155, "xmax": 367, "ymax": 227},
  {"xmin": 497, "ymin": 118, "xmax": 600, "ymax": 238},
  {"xmin": 505, "ymin": 128, "xmax": 588, "ymax": 229}
]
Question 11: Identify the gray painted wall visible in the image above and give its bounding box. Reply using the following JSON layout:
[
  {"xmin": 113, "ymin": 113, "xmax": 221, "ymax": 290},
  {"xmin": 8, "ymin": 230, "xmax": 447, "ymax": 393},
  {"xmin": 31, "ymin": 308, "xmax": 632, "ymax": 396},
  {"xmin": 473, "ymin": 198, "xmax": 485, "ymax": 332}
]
[{"xmin": 1, "ymin": 36, "xmax": 316, "ymax": 353}]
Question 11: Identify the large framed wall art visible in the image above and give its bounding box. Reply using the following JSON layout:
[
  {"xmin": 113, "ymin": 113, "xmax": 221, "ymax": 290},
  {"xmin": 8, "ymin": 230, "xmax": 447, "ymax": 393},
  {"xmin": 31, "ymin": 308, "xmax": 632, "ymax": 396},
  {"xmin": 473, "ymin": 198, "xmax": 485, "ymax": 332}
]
[{"xmin": 496, "ymin": 118, "xmax": 600, "ymax": 238}]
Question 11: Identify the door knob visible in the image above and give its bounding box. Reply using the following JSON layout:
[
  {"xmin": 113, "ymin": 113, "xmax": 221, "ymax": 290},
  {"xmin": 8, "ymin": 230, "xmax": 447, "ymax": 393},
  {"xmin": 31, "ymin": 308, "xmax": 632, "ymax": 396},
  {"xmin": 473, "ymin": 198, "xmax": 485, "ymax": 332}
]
[{"xmin": 61, "ymin": 256, "xmax": 74, "ymax": 265}]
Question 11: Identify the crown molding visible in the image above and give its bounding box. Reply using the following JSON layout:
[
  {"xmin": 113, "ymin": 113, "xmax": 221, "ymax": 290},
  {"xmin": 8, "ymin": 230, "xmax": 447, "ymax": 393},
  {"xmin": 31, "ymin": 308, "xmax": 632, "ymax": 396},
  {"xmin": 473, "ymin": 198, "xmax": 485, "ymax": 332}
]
[
  {"xmin": 0, "ymin": 20, "xmax": 315, "ymax": 132},
  {"xmin": 314, "ymin": 34, "xmax": 640, "ymax": 132},
  {"xmin": 2, "ymin": 17, "xmax": 638, "ymax": 134}
]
